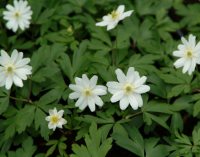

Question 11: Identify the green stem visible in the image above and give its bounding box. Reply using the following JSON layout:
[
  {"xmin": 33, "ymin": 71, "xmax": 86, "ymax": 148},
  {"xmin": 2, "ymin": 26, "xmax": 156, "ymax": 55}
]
[
  {"xmin": 111, "ymin": 27, "xmax": 118, "ymax": 66},
  {"xmin": 125, "ymin": 111, "xmax": 143, "ymax": 119},
  {"xmin": 9, "ymin": 96, "xmax": 33, "ymax": 104}
]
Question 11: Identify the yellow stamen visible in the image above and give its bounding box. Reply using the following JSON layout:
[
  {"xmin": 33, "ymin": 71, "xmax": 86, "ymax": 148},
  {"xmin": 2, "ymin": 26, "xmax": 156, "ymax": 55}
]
[
  {"xmin": 14, "ymin": 11, "xmax": 21, "ymax": 18},
  {"xmin": 111, "ymin": 11, "xmax": 119, "ymax": 19},
  {"xmin": 50, "ymin": 115, "xmax": 59, "ymax": 124},
  {"xmin": 6, "ymin": 65, "xmax": 14, "ymax": 74},
  {"xmin": 186, "ymin": 51, "xmax": 193, "ymax": 58},
  {"xmin": 124, "ymin": 84, "xmax": 134, "ymax": 94},
  {"xmin": 84, "ymin": 89, "xmax": 92, "ymax": 96}
]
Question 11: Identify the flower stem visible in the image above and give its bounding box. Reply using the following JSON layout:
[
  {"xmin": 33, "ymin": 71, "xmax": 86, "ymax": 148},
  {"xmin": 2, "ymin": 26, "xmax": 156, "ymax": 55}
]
[
  {"xmin": 125, "ymin": 111, "xmax": 143, "ymax": 119},
  {"xmin": 111, "ymin": 27, "xmax": 119, "ymax": 66},
  {"xmin": 9, "ymin": 96, "xmax": 33, "ymax": 104}
]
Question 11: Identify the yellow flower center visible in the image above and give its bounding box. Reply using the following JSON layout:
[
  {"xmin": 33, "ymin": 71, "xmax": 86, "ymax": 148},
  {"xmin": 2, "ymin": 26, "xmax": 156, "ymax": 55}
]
[
  {"xmin": 84, "ymin": 89, "xmax": 92, "ymax": 96},
  {"xmin": 50, "ymin": 115, "xmax": 59, "ymax": 124},
  {"xmin": 186, "ymin": 50, "xmax": 193, "ymax": 58},
  {"xmin": 111, "ymin": 11, "xmax": 119, "ymax": 19},
  {"xmin": 14, "ymin": 11, "xmax": 21, "ymax": 18},
  {"xmin": 124, "ymin": 84, "xmax": 134, "ymax": 95},
  {"xmin": 6, "ymin": 65, "xmax": 14, "ymax": 74}
]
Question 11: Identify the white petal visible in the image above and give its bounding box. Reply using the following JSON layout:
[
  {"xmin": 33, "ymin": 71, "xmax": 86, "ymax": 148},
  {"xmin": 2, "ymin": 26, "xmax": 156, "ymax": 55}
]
[
  {"xmin": 79, "ymin": 100, "xmax": 88, "ymax": 110},
  {"xmin": 90, "ymin": 75, "xmax": 98, "ymax": 88},
  {"xmin": 0, "ymin": 50, "xmax": 11, "ymax": 66},
  {"xmin": 60, "ymin": 118, "xmax": 67, "ymax": 125},
  {"xmin": 134, "ymin": 94, "xmax": 143, "ymax": 107},
  {"xmin": 93, "ymin": 85, "xmax": 107, "ymax": 95},
  {"xmin": 181, "ymin": 36, "xmax": 189, "ymax": 47},
  {"xmin": 11, "ymin": 49, "xmax": 19, "ymax": 63},
  {"xmin": 69, "ymin": 84, "xmax": 82, "ymax": 92},
  {"xmin": 127, "ymin": 67, "xmax": 135, "ymax": 83},
  {"xmin": 174, "ymin": 58, "xmax": 185, "ymax": 68},
  {"xmin": 69, "ymin": 92, "xmax": 80, "ymax": 99},
  {"xmin": 45, "ymin": 116, "xmax": 51, "ymax": 121},
  {"xmin": 119, "ymin": 97, "xmax": 129, "ymax": 110},
  {"xmin": 88, "ymin": 97, "xmax": 96, "ymax": 112},
  {"xmin": 5, "ymin": 75, "xmax": 13, "ymax": 90},
  {"xmin": 135, "ymin": 85, "xmax": 150, "ymax": 94},
  {"xmin": 58, "ymin": 110, "xmax": 64, "ymax": 117},
  {"xmin": 107, "ymin": 22, "xmax": 118, "ymax": 30},
  {"xmin": 96, "ymin": 21, "xmax": 109, "ymax": 26},
  {"xmin": 75, "ymin": 96, "xmax": 85, "ymax": 107},
  {"xmin": 120, "ymin": 10, "xmax": 133, "ymax": 20},
  {"xmin": 49, "ymin": 108, "xmax": 57, "ymax": 115},
  {"xmin": 188, "ymin": 34, "xmax": 196, "ymax": 49},
  {"xmin": 75, "ymin": 77, "xmax": 82, "ymax": 85},
  {"xmin": 178, "ymin": 45, "xmax": 185, "ymax": 51},
  {"xmin": 48, "ymin": 123, "xmax": 56, "ymax": 131},
  {"xmin": 110, "ymin": 91, "xmax": 124, "ymax": 103},
  {"xmin": 107, "ymin": 81, "xmax": 122, "ymax": 89},
  {"xmin": 182, "ymin": 60, "xmax": 191, "ymax": 74},
  {"xmin": 13, "ymin": 75, "xmax": 23, "ymax": 87},
  {"xmin": 128, "ymin": 95, "xmax": 139, "ymax": 110},
  {"xmin": 116, "ymin": 5, "xmax": 125, "ymax": 14},
  {"xmin": 82, "ymin": 74, "xmax": 90, "ymax": 87},
  {"xmin": 173, "ymin": 50, "xmax": 184, "ymax": 57},
  {"xmin": 188, "ymin": 60, "xmax": 196, "ymax": 75},
  {"xmin": 115, "ymin": 68, "xmax": 127, "ymax": 83},
  {"xmin": 94, "ymin": 96, "xmax": 104, "ymax": 107},
  {"xmin": 15, "ymin": 58, "xmax": 30, "ymax": 68},
  {"xmin": 194, "ymin": 42, "xmax": 200, "ymax": 52},
  {"xmin": 15, "ymin": 67, "xmax": 31, "ymax": 80},
  {"xmin": 134, "ymin": 76, "xmax": 147, "ymax": 88}
]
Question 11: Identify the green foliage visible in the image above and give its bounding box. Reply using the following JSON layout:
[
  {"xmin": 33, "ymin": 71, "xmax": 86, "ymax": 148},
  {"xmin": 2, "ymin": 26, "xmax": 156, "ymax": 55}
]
[
  {"xmin": 71, "ymin": 123, "xmax": 113, "ymax": 157},
  {"xmin": 0, "ymin": 0, "xmax": 200, "ymax": 156}
]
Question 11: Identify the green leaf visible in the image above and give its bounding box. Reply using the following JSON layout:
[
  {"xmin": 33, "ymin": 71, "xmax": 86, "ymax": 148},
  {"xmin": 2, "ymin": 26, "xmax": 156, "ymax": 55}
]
[
  {"xmin": 193, "ymin": 100, "xmax": 200, "ymax": 117},
  {"xmin": 34, "ymin": 108, "xmax": 50, "ymax": 140},
  {"xmin": 145, "ymin": 138, "xmax": 170, "ymax": 157},
  {"xmin": 38, "ymin": 86, "xmax": 65, "ymax": 105},
  {"xmin": 0, "ymin": 96, "xmax": 9, "ymax": 115},
  {"xmin": 57, "ymin": 53, "xmax": 74, "ymax": 81},
  {"xmin": 129, "ymin": 54, "xmax": 158, "ymax": 74},
  {"xmin": 71, "ymin": 122, "xmax": 112, "ymax": 157},
  {"xmin": 16, "ymin": 106, "xmax": 35, "ymax": 134},
  {"xmin": 112, "ymin": 123, "xmax": 144, "ymax": 157},
  {"xmin": 143, "ymin": 101, "xmax": 173, "ymax": 114},
  {"xmin": 144, "ymin": 112, "xmax": 170, "ymax": 130}
]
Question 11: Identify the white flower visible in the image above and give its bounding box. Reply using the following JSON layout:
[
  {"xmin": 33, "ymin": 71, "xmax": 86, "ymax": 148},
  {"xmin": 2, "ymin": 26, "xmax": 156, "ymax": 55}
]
[
  {"xmin": 107, "ymin": 67, "xmax": 150, "ymax": 110},
  {"xmin": 96, "ymin": 5, "xmax": 133, "ymax": 30},
  {"xmin": 173, "ymin": 34, "xmax": 200, "ymax": 75},
  {"xmin": 45, "ymin": 108, "xmax": 67, "ymax": 131},
  {"xmin": 3, "ymin": 0, "xmax": 32, "ymax": 32},
  {"xmin": 69, "ymin": 74, "xmax": 107, "ymax": 112},
  {"xmin": 0, "ymin": 49, "xmax": 32, "ymax": 90}
]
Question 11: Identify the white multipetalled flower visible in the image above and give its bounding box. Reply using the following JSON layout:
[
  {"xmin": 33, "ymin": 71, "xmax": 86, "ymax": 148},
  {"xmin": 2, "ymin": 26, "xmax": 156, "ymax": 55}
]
[
  {"xmin": 69, "ymin": 74, "xmax": 107, "ymax": 112},
  {"xmin": 96, "ymin": 5, "xmax": 133, "ymax": 30},
  {"xmin": 3, "ymin": 0, "xmax": 32, "ymax": 32},
  {"xmin": 45, "ymin": 108, "xmax": 67, "ymax": 131},
  {"xmin": 173, "ymin": 34, "xmax": 200, "ymax": 75},
  {"xmin": 107, "ymin": 67, "xmax": 150, "ymax": 110},
  {"xmin": 0, "ymin": 49, "xmax": 32, "ymax": 90}
]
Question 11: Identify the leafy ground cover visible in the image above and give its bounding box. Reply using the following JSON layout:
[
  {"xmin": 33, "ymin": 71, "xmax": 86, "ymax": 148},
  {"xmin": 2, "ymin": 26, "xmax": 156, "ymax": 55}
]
[{"xmin": 1, "ymin": 0, "xmax": 200, "ymax": 157}]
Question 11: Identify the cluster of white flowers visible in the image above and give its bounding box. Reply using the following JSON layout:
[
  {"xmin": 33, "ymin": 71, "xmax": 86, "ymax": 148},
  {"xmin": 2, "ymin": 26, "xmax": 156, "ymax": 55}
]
[
  {"xmin": 1, "ymin": 2, "xmax": 199, "ymax": 132},
  {"xmin": 69, "ymin": 67, "xmax": 150, "ymax": 111}
]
